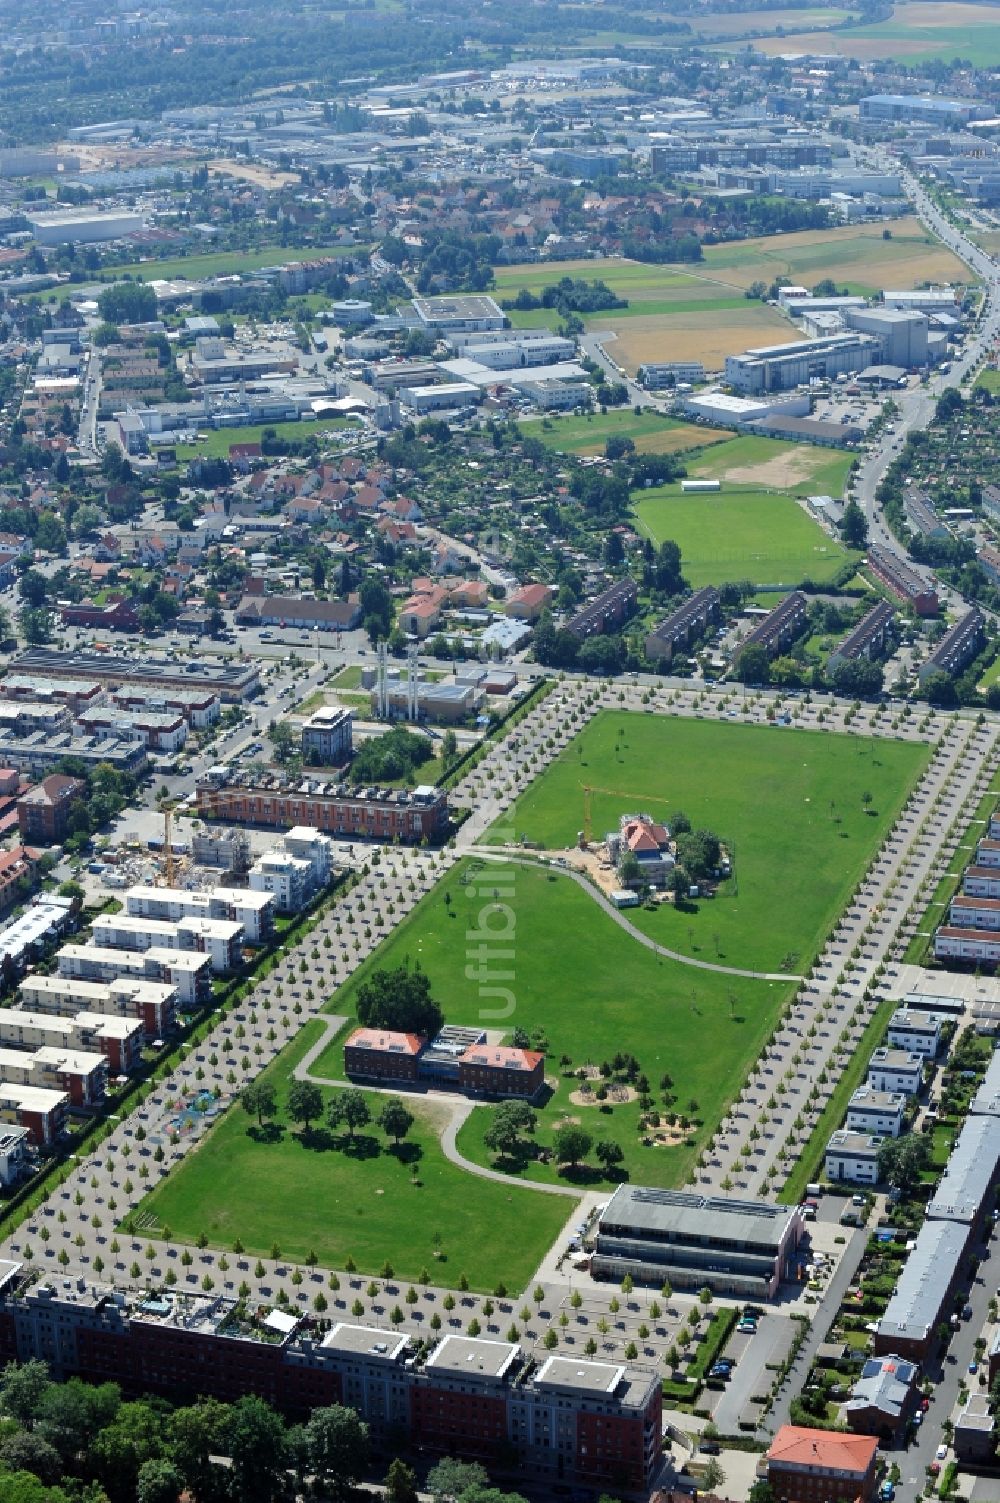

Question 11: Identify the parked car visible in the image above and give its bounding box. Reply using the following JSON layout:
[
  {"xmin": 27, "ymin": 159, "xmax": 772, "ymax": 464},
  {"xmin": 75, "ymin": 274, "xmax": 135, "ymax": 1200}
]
[
  {"xmin": 935, "ymin": 1445, "xmax": 948, "ymax": 1462},
  {"xmin": 881, "ymin": 1483, "xmax": 895, "ymax": 1501}
]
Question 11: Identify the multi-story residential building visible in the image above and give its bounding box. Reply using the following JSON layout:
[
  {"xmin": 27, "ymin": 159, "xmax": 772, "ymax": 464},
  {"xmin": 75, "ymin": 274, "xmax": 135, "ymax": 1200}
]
[
  {"xmin": 887, "ymin": 1008, "xmax": 942, "ymax": 1057},
  {"xmin": 875, "ymin": 1219, "xmax": 968, "ymax": 1359},
  {"xmin": 0, "ymin": 1274, "xmax": 663, "ymax": 1496},
  {"xmin": 0, "ymin": 1010, "xmax": 141, "ymax": 1075},
  {"xmin": 19, "ymin": 974, "xmax": 176, "ymax": 1039},
  {"xmin": 591, "ymin": 1185, "xmax": 803, "ymax": 1299},
  {"xmin": 0, "ymin": 1084, "xmax": 68, "ymax": 1146},
  {"xmin": 766, "ymin": 1426, "xmax": 878, "ymax": 1503},
  {"xmin": 867, "ymin": 1047, "xmax": 924, "ymax": 1097},
  {"xmin": 934, "ymin": 926, "xmax": 1000, "ymax": 963},
  {"xmin": 866, "ymin": 545, "xmax": 938, "ymax": 617},
  {"xmin": 825, "ymin": 1129, "xmax": 881, "ymax": 1185},
  {"xmin": 56, "ymin": 944, "xmax": 211, "ymax": 1007},
  {"xmin": 827, "ymin": 600, "xmax": 897, "ymax": 671},
  {"xmin": 645, "ymin": 586, "xmax": 721, "ymax": 665},
  {"xmin": 90, "ymin": 913, "xmax": 243, "ymax": 974},
  {"xmin": 0, "ymin": 1126, "xmax": 30, "ymax": 1186},
  {"xmin": 845, "ymin": 1086, "xmax": 906, "ymax": 1138},
  {"xmin": 123, "ymin": 885, "xmax": 274, "ymax": 946},
  {"xmin": 301, "ymin": 706, "xmax": 353, "ymax": 766},
  {"xmin": 974, "ymin": 837, "xmax": 1000, "ymax": 868},
  {"xmin": 917, "ymin": 607, "xmax": 985, "ymax": 685},
  {"xmin": 844, "ymin": 1354, "xmax": 919, "ymax": 1444},
  {"xmin": 567, "ymin": 579, "xmax": 638, "ymax": 641},
  {"xmin": 962, "ymin": 865, "xmax": 1000, "ymax": 899},
  {"xmin": 735, "ymin": 591, "xmax": 808, "ymax": 664},
  {"xmin": 17, "ymin": 774, "xmax": 86, "ymax": 843},
  {"xmin": 110, "ymin": 687, "xmax": 220, "ymax": 728},
  {"xmin": 76, "ymin": 706, "xmax": 188, "ymax": 753},
  {"xmin": 926, "ymin": 1114, "xmax": 1000, "ymax": 1235},
  {"xmin": 197, "ymin": 779, "xmax": 448, "ymax": 844},
  {"xmin": 247, "ymin": 826, "xmax": 335, "ymax": 913},
  {"xmin": 947, "ymin": 893, "xmax": 1000, "ymax": 931},
  {"xmin": 0, "ymin": 1044, "xmax": 107, "ymax": 1108}
]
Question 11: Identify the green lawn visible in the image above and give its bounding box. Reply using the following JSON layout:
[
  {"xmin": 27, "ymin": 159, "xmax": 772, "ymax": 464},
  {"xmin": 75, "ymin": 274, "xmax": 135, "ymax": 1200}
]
[
  {"xmin": 138, "ymin": 1017, "xmax": 570, "ymax": 1292},
  {"xmin": 975, "ymin": 370, "xmax": 1000, "ymax": 396},
  {"xmin": 527, "ymin": 410, "xmax": 728, "ymax": 458},
  {"xmin": 175, "ymin": 418, "xmax": 354, "ymax": 461},
  {"xmin": 685, "ymin": 435, "xmax": 856, "ymax": 497},
  {"xmin": 486, "ymin": 713, "xmax": 930, "ymax": 974},
  {"xmin": 109, "ymin": 242, "xmax": 363, "ymax": 284},
  {"xmin": 307, "ymin": 859, "xmax": 790, "ymax": 1192},
  {"xmin": 634, "ymin": 487, "xmax": 856, "ymax": 588}
]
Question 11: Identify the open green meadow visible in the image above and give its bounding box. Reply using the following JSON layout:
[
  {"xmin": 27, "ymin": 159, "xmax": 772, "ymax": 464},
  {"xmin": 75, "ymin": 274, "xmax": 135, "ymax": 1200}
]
[
  {"xmin": 108, "ymin": 242, "xmax": 361, "ymax": 284},
  {"xmin": 175, "ymin": 417, "xmax": 354, "ymax": 461},
  {"xmin": 138, "ymin": 1016, "xmax": 571, "ymax": 1292},
  {"xmin": 305, "ymin": 858, "xmax": 791, "ymax": 1192},
  {"xmin": 635, "ymin": 487, "xmax": 855, "ymax": 589},
  {"xmin": 527, "ymin": 409, "xmax": 729, "ymax": 457},
  {"xmin": 486, "ymin": 713, "xmax": 930, "ymax": 975},
  {"xmin": 685, "ymin": 434, "xmax": 855, "ymax": 494}
]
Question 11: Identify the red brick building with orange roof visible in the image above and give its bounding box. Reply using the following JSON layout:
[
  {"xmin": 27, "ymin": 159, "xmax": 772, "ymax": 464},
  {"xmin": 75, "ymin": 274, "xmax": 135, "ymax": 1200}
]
[
  {"xmin": 767, "ymin": 1425, "xmax": 879, "ymax": 1503},
  {"xmin": 343, "ymin": 1027, "xmax": 423, "ymax": 1083}
]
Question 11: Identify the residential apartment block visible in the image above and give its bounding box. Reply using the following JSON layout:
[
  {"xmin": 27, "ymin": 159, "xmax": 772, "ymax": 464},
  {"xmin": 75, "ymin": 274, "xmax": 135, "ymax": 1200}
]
[
  {"xmin": 197, "ymin": 779, "xmax": 449, "ymax": 844},
  {"xmin": 19, "ymin": 974, "xmax": 177, "ymax": 1039}
]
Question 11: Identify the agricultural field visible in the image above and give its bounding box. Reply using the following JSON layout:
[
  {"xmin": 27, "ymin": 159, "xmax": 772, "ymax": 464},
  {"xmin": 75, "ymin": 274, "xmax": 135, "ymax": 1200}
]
[
  {"xmin": 735, "ymin": 0, "xmax": 1000, "ymax": 62},
  {"xmin": 494, "ymin": 224, "xmax": 967, "ymax": 373},
  {"xmin": 174, "ymin": 417, "xmax": 354, "ymax": 461},
  {"xmin": 139, "ymin": 1017, "xmax": 571, "ymax": 1292},
  {"xmin": 486, "ymin": 712, "xmax": 930, "ymax": 975},
  {"xmin": 527, "ymin": 409, "xmax": 730, "ymax": 457},
  {"xmin": 635, "ymin": 487, "xmax": 855, "ymax": 589},
  {"xmin": 688, "ymin": 4, "xmax": 851, "ymax": 33}
]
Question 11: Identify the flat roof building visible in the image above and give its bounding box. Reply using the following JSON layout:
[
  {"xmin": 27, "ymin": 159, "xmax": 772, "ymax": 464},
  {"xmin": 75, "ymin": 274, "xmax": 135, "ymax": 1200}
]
[
  {"xmin": 592, "ymin": 1185, "xmax": 802, "ymax": 1298},
  {"xmin": 926, "ymin": 1114, "xmax": 1000, "ymax": 1227},
  {"xmin": 875, "ymin": 1218, "xmax": 968, "ymax": 1359}
]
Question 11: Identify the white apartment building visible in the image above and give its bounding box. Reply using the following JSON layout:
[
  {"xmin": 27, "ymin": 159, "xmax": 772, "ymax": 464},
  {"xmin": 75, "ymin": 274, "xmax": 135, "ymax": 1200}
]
[
  {"xmin": 123, "ymin": 884, "xmax": 274, "ymax": 946},
  {"xmin": 887, "ymin": 1008, "xmax": 942, "ymax": 1058},
  {"xmin": 0, "ymin": 1125, "xmax": 30, "ymax": 1186},
  {"xmin": 18, "ymin": 974, "xmax": 177, "ymax": 1037},
  {"xmin": 90, "ymin": 912, "xmax": 243, "ymax": 973},
  {"xmin": 249, "ymin": 826, "xmax": 334, "ymax": 913},
  {"xmin": 825, "ymin": 1129, "xmax": 881, "ymax": 1185},
  {"xmin": 846, "ymin": 1085, "xmax": 906, "ymax": 1139},
  {"xmin": 56, "ymin": 944, "xmax": 210, "ymax": 1007},
  {"xmin": 867, "ymin": 1047, "xmax": 924, "ymax": 1097}
]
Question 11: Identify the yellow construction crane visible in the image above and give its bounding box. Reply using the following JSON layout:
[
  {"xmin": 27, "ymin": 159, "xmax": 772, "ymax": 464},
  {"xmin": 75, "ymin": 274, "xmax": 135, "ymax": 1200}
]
[
  {"xmin": 581, "ymin": 785, "xmax": 674, "ymax": 847},
  {"xmin": 162, "ymin": 802, "xmax": 176, "ymax": 887}
]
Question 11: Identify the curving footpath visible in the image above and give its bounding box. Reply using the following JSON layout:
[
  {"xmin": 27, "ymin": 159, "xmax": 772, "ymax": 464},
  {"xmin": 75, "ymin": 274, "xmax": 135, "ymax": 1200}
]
[
  {"xmin": 294, "ymin": 1014, "xmax": 585, "ymax": 1199},
  {"xmin": 475, "ymin": 848, "xmax": 805, "ymax": 982}
]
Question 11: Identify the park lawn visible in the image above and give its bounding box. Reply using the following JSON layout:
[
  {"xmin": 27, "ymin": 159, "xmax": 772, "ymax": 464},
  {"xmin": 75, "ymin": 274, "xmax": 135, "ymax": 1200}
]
[
  {"xmin": 109, "ymin": 242, "xmax": 362, "ymax": 284},
  {"xmin": 975, "ymin": 370, "xmax": 1000, "ymax": 396},
  {"xmin": 527, "ymin": 410, "xmax": 729, "ymax": 457},
  {"xmin": 634, "ymin": 486, "xmax": 856, "ymax": 588},
  {"xmin": 137, "ymin": 1018, "xmax": 570, "ymax": 1292},
  {"xmin": 331, "ymin": 665, "xmax": 364, "ymax": 689},
  {"xmin": 485, "ymin": 713, "xmax": 930, "ymax": 974},
  {"xmin": 174, "ymin": 418, "xmax": 353, "ymax": 461},
  {"xmin": 308, "ymin": 859, "xmax": 790, "ymax": 1191},
  {"xmin": 686, "ymin": 435, "xmax": 855, "ymax": 496}
]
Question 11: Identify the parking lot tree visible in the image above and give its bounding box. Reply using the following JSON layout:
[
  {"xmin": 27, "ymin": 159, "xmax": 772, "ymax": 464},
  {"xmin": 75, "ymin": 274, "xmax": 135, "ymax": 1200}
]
[
  {"xmin": 734, "ymin": 643, "xmax": 770, "ymax": 686},
  {"xmin": 240, "ymin": 1080, "xmax": 277, "ymax": 1129},
  {"xmin": 356, "ymin": 960, "xmax": 444, "ymax": 1037},
  {"xmin": 483, "ymin": 1100, "xmax": 537, "ymax": 1159},
  {"xmin": 378, "ymin": 1097, "xmax": 414, "ymax": 1147},
  {"xmin": 701, "ymin": 1458, "xmax": 725, "ymax": 1492},
  {"xmin": 328, "ymin": 1088, "xmax": 371, "ymax": 1143},
  {"xmin": 877, "ymin": 1134, "xmax": 930, "ymax": 1194},
  {"xmin": 287, "ymin": 1080, "xmax": 323, "ymax": 1136},
  {"xmin": 553, "ymin": 1124, "xmax": 592, "ymax": 1169},
  {"xmin": 266, "ymin": 720, "xmax": 297, "ymax": 764}
]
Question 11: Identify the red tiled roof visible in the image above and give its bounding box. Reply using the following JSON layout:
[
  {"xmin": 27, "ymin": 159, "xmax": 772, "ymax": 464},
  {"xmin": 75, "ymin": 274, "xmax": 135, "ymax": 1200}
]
[
  {"xmin": 346, "ymin": 1028, "xmax": 424, "ymax": 1055},
  {"xmin": 767, "ymin": 1426, "xmax": 878, "ymax": 1474}
]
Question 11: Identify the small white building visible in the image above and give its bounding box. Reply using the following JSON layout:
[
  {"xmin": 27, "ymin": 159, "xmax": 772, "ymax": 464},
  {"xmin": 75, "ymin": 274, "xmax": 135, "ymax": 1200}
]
[
  {"xmin": 868, "ymin": 1047, "xmax": 924, "ymax": 1097},
  {"xmin": 846, "ymin": 1085, "xmax": 906, "ymax": 1139},
  {"xmin": 825, "ymin": 1129, "xmax": 881, "ymax": 1185},
  {"xmin": 0, "ymin": 1124, "xmax": 30, "ymax": 1186},
  {"xmin": 887, "ymin": 1008, "xmax": 942, "ymax": 1058}
]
